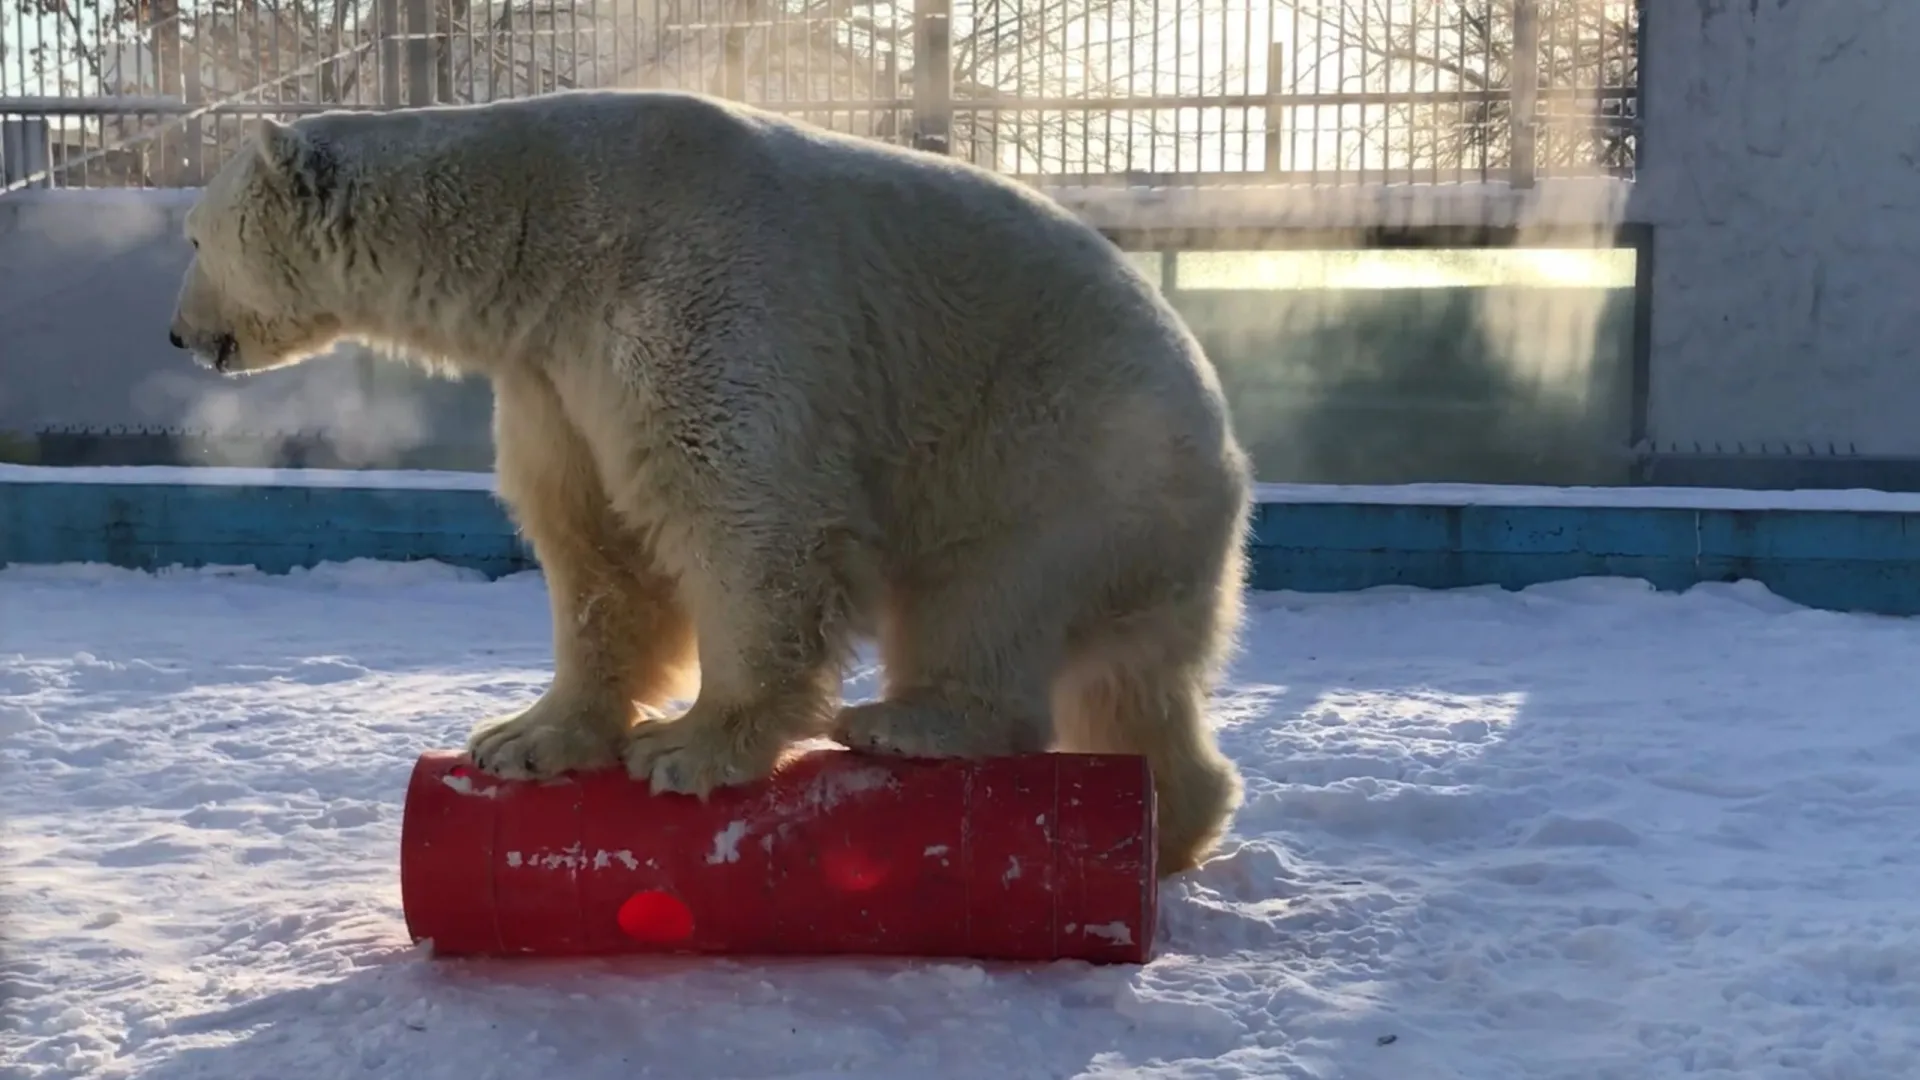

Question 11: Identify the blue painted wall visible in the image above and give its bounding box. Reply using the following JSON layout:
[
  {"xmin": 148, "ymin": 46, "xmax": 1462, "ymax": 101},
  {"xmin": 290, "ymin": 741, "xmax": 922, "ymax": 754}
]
[
  {"xmin": 0, "ymin": 479, "xmax": 535, "ymax": 579},
  {"xmin": 7, "ymin": 478, "xmax": 1920, "ymax": 617},
  {"xmin": 1249, "ymin": 502, "xmax": 1920, "ymax": 615}
]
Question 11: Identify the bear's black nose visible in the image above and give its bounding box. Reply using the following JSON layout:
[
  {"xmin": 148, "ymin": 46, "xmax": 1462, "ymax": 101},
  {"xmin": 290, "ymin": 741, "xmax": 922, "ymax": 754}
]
[{"xmin": 169, "ymin": 330, "xmax": 185, "ymax": 349}]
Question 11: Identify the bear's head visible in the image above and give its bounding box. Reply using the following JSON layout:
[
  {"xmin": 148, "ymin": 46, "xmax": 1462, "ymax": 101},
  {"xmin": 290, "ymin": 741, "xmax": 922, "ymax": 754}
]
[{"xmin": 168, "ymin": 118, "xmax": 349, "ymax": 376}]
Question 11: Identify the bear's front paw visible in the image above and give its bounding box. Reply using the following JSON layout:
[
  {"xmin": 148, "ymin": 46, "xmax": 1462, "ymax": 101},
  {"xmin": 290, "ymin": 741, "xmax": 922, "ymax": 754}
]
[
  {"xmin": 622, "ymin": 708, "xmax": 784, "ymax": 797},
  {"xmin": 467, "ymin": 689, "xmax": 640, "ymax": 781}
]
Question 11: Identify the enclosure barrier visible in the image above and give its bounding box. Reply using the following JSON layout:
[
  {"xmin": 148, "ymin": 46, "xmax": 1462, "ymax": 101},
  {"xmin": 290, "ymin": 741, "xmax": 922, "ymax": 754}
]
[
  {"xmin": 1, "ymin": 2, "xmax": 1648, "ymax": 491},
  {"xmin": 5, "ymin": 465, "xmax": 1919, "ymax": 618},
  {"xmin": 3, "ymin": 0, "xmax": 1639, "ymax": 191}
]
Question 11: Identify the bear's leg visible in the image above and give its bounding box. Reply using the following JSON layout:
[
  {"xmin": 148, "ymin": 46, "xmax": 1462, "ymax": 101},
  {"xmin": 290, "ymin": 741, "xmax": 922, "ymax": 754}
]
[
  {"xmin": 1050, "ymin": 580, "xmax": 1246, "ymax": 877},
  {"xmin": 622, "ymin": 536, "xmax": 851, "ymax": 797},
  {"xmin": 832, "ymin": 545, "xmax": 1063, "ymax": 760},
  {"xmin": 467, "ymin": 371, "xmax": 699, "ymax": 781}
]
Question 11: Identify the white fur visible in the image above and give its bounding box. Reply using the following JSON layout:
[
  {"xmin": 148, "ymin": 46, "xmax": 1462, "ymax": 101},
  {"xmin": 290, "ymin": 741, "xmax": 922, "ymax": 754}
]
[{"xmin": 168, "ymin": 89, "xmax": 1252, "ymax": 874}]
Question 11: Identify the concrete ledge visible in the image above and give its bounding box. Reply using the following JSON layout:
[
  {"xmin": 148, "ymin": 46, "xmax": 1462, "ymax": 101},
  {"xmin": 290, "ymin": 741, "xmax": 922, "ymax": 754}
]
[{"xmin": 6, "ymin": 467, "xmax": 1920, "ymax": 617}]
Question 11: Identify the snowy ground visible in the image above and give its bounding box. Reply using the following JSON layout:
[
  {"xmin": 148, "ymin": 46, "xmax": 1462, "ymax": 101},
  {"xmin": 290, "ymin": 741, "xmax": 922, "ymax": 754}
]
[{"xmin": 6, "ymin": 560, "xmax": 1920, "ymax": 1080}]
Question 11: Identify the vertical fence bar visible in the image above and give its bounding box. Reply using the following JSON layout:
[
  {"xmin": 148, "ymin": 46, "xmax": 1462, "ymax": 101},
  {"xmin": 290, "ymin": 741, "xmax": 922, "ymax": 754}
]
[
  {"xmin": 1, "ymin": 117, "xmax": 51, "ymax": 189},
  {"xmin": 437, "ymin": 0, "xmax": 459, "ymax": 105},
  {"xmin": 1509, "ymin": 0, "xmax": 1538, "ymax": 188},
  {"xmin": 912, "ymin": 0, "xmax": 951, "ymax": 154},
  {"xmin": 183, "ymin": 18, "xmax": 203, "ymax": 184},
  {"xmin": 380, "ymin": 0, "xmax": 404, "ymax": 106},
  {"xmin": 180, "ymin": 0, "xmax": 202, "ymax": 182},
  {"xmin": 719, "ymin": 14, "xmax": 746, "ymax": 101},
  {"xmin": 1633, "ymin": 0, "xmax": 1646, "ymax": 176},
  {"xmin": 407, "ymin": 0, "xmax": 436, "ymax": 105},
  {"xmin": 155, "ymin": 0, "xmax": 184, "ymax": 184},
  {"xmin": 1262, "ymin": 38, "xmax": 1282, "ymax": 173}
]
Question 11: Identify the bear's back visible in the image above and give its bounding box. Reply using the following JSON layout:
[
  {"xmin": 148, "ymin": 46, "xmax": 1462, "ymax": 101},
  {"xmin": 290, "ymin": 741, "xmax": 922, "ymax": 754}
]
[
  {"xmin": 301, "ymin": 89, "xmax": 1213, "ymax": 435},
  {"xmin": 437, "ymin": 89, "xmax": 1137, "ymax": 297},
  {"xmin": 303, "ymin": 89, "xmax": 1150, "ymax": 332}
]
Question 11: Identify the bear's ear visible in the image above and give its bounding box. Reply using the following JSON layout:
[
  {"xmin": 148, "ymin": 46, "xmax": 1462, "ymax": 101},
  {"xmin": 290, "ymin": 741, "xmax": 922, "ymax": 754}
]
[{"xmin": 253, "ymin": 117, "xmax": 334, "ymax": 204}]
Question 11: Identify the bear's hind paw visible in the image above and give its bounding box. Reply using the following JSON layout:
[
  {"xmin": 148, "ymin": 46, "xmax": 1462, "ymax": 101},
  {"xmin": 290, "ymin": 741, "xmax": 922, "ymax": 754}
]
[{"xmin": 832, "ymin": 698, "xmax": 1039, "ymax": 759}]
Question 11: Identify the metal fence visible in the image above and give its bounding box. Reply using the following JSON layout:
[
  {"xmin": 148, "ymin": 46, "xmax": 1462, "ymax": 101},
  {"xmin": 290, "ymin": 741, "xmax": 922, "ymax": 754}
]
[{"xmin": 2, "ymin": 0, "xmax": 1638, "ymax": 190}]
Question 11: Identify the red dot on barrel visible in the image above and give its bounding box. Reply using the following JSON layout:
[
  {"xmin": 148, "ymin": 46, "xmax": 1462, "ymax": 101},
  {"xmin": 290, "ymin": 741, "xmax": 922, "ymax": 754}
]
[
  {"xmin": 820, "ymin": 847, "xmax": 887, "ymax": 892},
  {"xmin": 617, "ymin": 890, "xmax": 694, "ymax": 943}
]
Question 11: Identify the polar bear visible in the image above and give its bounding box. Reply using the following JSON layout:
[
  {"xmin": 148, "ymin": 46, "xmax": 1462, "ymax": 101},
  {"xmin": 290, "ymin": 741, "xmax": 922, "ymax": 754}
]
[{"xmin": 167, "ymin": 89, "xmax": 1251, "ymax": 874}]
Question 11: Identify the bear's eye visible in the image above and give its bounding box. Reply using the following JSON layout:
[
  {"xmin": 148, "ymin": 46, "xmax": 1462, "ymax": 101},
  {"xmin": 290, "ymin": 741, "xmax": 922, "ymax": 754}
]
[{"xmin": 190, "ymin": 238, "xmax": 199, "ymax": 250}]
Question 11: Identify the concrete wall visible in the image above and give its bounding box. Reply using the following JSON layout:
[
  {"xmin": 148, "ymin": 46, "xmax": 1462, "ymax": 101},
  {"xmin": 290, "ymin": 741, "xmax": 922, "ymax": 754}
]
[
  {"xmin": 1635, "ymin": 0, "xmax": 1920, "ymax": 459},
  {"xmin": 5, "ymin": 2, "xmax": 1919, "ymax": 484}
]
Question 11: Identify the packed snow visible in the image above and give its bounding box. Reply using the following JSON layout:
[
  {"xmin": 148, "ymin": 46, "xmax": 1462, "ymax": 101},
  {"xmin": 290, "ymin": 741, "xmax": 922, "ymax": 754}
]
[{"xmin": 6, "ymin": 558, "xmax": 1920, "ymax": 1079}]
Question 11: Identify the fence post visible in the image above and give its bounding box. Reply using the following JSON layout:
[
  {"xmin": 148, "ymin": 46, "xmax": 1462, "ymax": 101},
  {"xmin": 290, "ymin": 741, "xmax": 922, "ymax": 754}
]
[
  {"xmin": 912, "ymin": 0, "xmax": 952, "ymax": 154},
  {"xmin": 1633, "ymin": 0, "xmax": 1647, "ymax": 174},
  {"xmin": 720, "ymin": 27, "xmax": 749, "ymax": 100},
  {"xmin": 379, "ymin": 0, "xmax": 404, "ymax": 107},
  {"xmin": 0, "ymin": 118, "xmax": 51, "ymax": 190},
  {"xmin": 153, "ymin": 0, "xmax": 186, "ymax": 184},
  {"xmin": 183, "ymin": 37, "xmax": 204, "ymax": 182},
  {"xmin": 1263, "ymin": 41, "xmax": 1284, "ymax": 173},
  {"xmin": 1509, "ymin": 0, "xmax": 1538, "ymax": 188},
  {"xmin": 406, "ymin": 0, "xmax": 436, "ymax": 106}
]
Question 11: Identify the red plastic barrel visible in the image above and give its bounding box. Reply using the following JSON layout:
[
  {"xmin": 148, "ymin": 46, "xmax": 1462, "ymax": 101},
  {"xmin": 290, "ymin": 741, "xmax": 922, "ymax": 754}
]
[{"xmin": 399, "ymin": 746, "xmax": 1158, "ymax": 964}]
